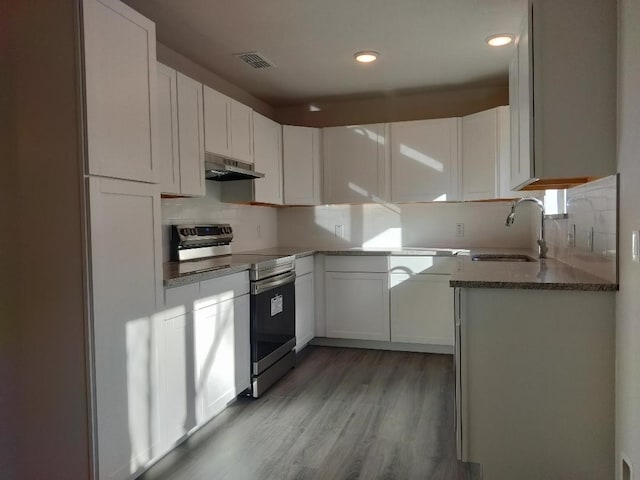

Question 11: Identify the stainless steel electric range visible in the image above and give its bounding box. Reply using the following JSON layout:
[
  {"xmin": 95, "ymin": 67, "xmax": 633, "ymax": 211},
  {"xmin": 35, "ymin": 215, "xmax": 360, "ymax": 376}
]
[{"xmin": 170, "ymin": 224, "xmax": 296, "ymax": 398}]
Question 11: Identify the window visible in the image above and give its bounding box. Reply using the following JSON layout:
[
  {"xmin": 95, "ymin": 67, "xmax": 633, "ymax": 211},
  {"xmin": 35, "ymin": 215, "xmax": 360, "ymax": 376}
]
[{"xmin": 543, "ymin": 189, "xmax": 567, "ymax": 215}]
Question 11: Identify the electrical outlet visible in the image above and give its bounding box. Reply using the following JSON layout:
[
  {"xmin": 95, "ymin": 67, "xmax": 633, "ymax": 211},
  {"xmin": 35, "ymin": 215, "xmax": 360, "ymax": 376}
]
[
  {"xmin": 334, "ymin": 224, "xmax": 344, "ymax": 237},
  {"xmin": 456, "ymin": 223, "xmax": 464, "ymax": 237},
  {"xmin": 256, "ymin": 224, "xmax": 262, "ymax": 239}
]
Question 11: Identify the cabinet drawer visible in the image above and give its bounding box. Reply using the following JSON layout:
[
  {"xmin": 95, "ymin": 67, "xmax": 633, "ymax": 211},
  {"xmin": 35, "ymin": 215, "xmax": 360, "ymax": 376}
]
[
  {"xmin": 163, "ymin": 283, "xmax": 199, "ymax": 318},
  {"xmin": 325, "ymin": 255, "xmax": 388, "ymax": 273},
  {"xmin": 389, "ymin": 256, "xmax": 457, "ymax": 275},
  {"xmin": 196, "ymin": 271, "xmax": 250, "ymax": 310},
  {"xmin": 295, "ymin": 255, "xmax": 314, "ymax": 276}
]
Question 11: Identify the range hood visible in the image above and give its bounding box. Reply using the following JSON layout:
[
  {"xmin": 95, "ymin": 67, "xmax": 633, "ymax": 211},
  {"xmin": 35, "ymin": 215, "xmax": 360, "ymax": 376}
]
[{"xmin": 204, "ymin": 153, "xmax": 265, "ymax": 181}]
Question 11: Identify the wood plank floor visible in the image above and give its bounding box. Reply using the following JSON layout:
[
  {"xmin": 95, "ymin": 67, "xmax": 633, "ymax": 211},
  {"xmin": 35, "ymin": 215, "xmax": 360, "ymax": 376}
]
[{"xmin": 140, "ymin": 347, "xmax": 481, "ymax": 480}]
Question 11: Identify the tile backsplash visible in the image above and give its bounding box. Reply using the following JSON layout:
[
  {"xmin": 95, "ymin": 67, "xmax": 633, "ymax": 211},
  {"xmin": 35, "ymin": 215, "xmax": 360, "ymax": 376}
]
[
  {"xmin": 277, "ymin": 201, "xmax": 534, "ymax": 250},
  {"xmin": 161, "ymin": 182, "xmax": 278, "ymax": 261},
  {"xmin": 161, "ymin": 176, "xmax": 618, "ymax": 285},
  {"xmin": 544, "ymin": 175, "xmax": 618, "ymax": 282}
]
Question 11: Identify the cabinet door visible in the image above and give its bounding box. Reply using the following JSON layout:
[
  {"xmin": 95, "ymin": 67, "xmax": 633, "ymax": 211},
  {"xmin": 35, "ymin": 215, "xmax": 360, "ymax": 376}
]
[
  {"xmin": 83, "ymin": 0, "xmax": 157, "ymax": 183},
  {"xmin": 325, "ymin": 272, "xmax": 390, "ymax": 341},
  {"xmin": 391, "ymin": 118, "xmax": 459, "ymax": 202},
  {"xmin": 156, "ymin": 63, "xmax": 180, "ymax": 194},
  {"xmin": 295, "ymin": 273, "xmax": 315, "ymax": 351},
  {"xmin": 156, "ymin": 311, "xmax": 198, "ymax": 453},
  {"xmin": 283, "ymin": 126, "xmax": 321, "ymax": 205},
  {"xmin": 176, "ymin": 73, "xmax": 205, "ymax": 196},
  {"xmin": 194, "ymin": 295, "xmax": 249, "ymax": 423},
  {"xmin": 508, "ymin": 54, "xmax": 520, "ymax": 191},
  {"xmin": 461, "ymin": 109, "xmax": 498, "ymax": 201},
  {"xmin": 323, "ymin": 124, "xmax": 386, "ymax": 204},
  {"xmin": 511, "ymin": 15, "xmax": 534, "ymax": 190},
  {"xmin": 88, "ymin": 177, "xmax": 163, "ymax": 480},
  {"xmin": 230, "ymin": 100, "xmax": 254, "ymax": 164},
  {"xmin": 390, "ymin": 273, "xmax": 454, "ymax": 345},
  {"xmin": 203, "ymin": 85, "xmax": 232, "ymax": 157},
  {"xmin": 253, "ymin": 112, "xmax": 283, "ymax": 204}
]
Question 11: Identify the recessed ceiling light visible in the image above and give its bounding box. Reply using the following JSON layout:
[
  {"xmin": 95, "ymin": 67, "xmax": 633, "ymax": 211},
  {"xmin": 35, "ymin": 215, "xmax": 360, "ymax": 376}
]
[
  {"xmin": 354, "ymin": 51, "xmax": 379, "ymax": 63},
  {"xmin": 486, "ymin": 34, "xmax": 514, "ymax": 47}
]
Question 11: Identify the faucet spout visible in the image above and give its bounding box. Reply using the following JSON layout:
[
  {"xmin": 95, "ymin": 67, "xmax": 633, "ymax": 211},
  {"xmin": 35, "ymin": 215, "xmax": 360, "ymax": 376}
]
[{"xmin": 504, "ymin": 197, "xmax": 547, "ymax": 258}]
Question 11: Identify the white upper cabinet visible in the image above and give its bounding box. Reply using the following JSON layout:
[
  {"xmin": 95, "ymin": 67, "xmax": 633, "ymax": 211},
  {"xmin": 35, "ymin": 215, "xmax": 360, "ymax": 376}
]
[
  {"xmin": 323, "ymin": 124, "xmax": 387, "ymax": 204},
  {"xmin": 230, "ymin": 100, "xmax": 254, "ymax": 164},
  {"xmin": 390, "ymin": 118, "xmax": 459, "ymax": 203},
  {"xmin": 461, "ymin": 106, "xmax": 518, "ymax": 200},
  {"xmin": 203, "ymin": 85, "xmax": 255, "ymax": 164},
  {"xmin": 253, "ymin": 112, "xmax": 283, "ymax": 204},
  {"xmin": 156, "ymin": 65, "xmax": 205, "ymax": 196},
  {"xmin": 283, "ymin": 125, "xmax": 322, "ymax": 205},
  {"xmin": 82, "ymin": 0, "xmax": 157, "ymax": 183},
  {"xmin": 203, "ymin": 85, "xmax": 232, "ymax": 158},
  {"xmin": 510, "ymin": 15, "xmax": 534, "ymax": 190},
  {"xmin": 510, "ymin": 0, "xmax": 617, "ymax": 189},
  {"xmin": 176, "ymin": 72, "xmax": 205, "ymax": 196},
  {"xmin": 156, "ymin": 63, "xmax": 180, "ymax": 193},
  {"xmin": 462, "ymin": 109, "xmax": 498, "ymax": 201}
]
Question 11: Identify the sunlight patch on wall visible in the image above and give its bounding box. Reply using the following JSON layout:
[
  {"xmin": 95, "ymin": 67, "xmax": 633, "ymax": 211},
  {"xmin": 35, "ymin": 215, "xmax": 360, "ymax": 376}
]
[{"xmin": 362, "ymin": 227, "xmax": 402, "ymax": 249}]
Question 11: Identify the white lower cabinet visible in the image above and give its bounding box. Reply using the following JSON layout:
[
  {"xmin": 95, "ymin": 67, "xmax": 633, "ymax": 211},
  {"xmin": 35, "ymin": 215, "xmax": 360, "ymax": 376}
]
[
  {"xmin": 325, "ymin": 271, "xmax": 390, "ymax": 341},
  {"xmin": 154, "ymin": 272, "xmax": 250, "ymax": 467},
  {"xmin": 295, "ymin": 257, "xmax": 315, "ymax": 351},
  {"xmin": 194, "ymin": 294, "xmax": 250, "ymax": 423},
  {"xmin": 390, "ymin": 273, "xmax": 453, "ymax": 345},
  {"xmin": 456, "ymin": 287, "xmax": 615, "ymax": 480},
  {"xmin": 156, "ymin": 311, "xmax": 196, "ymax": 452}
]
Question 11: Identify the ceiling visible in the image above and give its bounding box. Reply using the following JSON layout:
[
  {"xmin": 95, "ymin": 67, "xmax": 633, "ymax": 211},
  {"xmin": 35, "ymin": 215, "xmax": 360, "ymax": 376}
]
[{"xmin": 124, "ymin": 0, "xmax": 526, "ymax": 107}]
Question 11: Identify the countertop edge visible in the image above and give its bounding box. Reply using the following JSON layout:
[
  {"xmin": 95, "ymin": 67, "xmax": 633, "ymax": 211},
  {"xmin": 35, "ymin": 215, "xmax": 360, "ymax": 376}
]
[
  {"xmin": 164, "ymin": 264, "xmax": 251, "ymax": 288},
  {"xmin": 449, "ymin": 280, "xmax": 618, "ymax": 292},
  {"xmin": 163, "ymin": 247, "xmax": 618, "ymax": 291}
]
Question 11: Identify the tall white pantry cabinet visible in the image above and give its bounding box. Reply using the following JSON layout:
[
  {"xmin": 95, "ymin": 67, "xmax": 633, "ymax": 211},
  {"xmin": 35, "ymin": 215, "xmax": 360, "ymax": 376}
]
[{"xmin": 82, "ymin": 0, "xmax": 163, "ymax": 479}]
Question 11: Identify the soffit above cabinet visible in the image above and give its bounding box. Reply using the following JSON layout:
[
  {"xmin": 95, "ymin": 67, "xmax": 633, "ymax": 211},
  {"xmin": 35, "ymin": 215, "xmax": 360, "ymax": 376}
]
[{"xmin": 123, "ymin": 0, "xmax": 525, "ymax": 106}]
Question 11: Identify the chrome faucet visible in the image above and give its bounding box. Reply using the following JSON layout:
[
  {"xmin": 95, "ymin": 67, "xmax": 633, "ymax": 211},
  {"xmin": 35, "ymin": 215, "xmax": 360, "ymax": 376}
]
[{"xmin": 505, "ymin": 197, "xmax": 548, "ymax": 258}]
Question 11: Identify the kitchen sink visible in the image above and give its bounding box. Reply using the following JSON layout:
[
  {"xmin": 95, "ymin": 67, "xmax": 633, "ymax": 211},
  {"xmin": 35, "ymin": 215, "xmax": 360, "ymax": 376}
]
[{"xmin": 471, "ymin": 254, "xmax": 537, "ymax": 262}]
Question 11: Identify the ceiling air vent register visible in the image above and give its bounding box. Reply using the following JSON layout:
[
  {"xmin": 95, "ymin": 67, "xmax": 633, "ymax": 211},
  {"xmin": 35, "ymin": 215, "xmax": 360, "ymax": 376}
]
[{"xmin": 233, "ymin": 51, "xmax": 275, "ymax": 69}]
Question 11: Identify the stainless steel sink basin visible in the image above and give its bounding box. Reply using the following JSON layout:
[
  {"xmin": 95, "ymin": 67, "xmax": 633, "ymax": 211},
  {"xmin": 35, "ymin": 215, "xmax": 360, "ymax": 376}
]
[{"xmin": 471, "ymin": 254, "xmax": 537, "ymax": 262}]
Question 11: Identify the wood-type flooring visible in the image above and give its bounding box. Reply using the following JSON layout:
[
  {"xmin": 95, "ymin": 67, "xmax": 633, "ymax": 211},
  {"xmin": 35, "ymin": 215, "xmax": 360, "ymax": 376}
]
[{"xmin": 140, "ymin": 346, "xmax": 481, "ymax": 480}]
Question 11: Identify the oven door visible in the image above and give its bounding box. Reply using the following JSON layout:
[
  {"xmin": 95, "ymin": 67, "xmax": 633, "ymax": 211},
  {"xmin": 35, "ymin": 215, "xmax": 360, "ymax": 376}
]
[{"xmin": 250, "ymin": 270, "xmax": 296, "ymax": 376}]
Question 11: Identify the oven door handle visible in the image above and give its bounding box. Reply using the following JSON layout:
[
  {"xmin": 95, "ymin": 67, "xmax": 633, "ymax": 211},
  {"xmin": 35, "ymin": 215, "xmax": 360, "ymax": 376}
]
[{"xmin": 251, "ymin": 271, "xmax": 296, "ymax": 295}]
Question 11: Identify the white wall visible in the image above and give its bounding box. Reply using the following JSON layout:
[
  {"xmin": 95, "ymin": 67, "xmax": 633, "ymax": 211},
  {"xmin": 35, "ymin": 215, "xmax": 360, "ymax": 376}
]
[
  {"xmin": 545, "ymin": 175, "xmax": 618, "ymax": 283},
  {"xmin": 278, "ymin": 201, "xmax": 534, "ymax": 249},
  {"xmin": 616, "ymin": 0, "xmax": 640, "ymax": 477},
  {"xmin": 161, "ymin": 182, "xmax": 279, "ymax": 260},
  {"xmin": 1, "ymin": 1, "xmax": 92, "ymax": 478}
]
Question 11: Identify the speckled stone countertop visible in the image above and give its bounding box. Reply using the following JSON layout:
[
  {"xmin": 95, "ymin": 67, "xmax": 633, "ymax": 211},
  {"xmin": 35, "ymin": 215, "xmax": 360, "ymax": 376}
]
[
  {"xmin": 164, "ymin": 246, "xmax": 618, "ymax": 291},
  {"xmin": 450, "ymin": 248, "xmax": 618, "ymax": 291},
  {"xmin": 163, "ymin": 257, "xmax": 252, "ymax": 287}
]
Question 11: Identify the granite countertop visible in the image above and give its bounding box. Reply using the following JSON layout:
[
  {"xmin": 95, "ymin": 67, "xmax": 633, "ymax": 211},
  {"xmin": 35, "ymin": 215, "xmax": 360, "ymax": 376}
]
[
  {"xmin": 164, "ymin": 246, "xmax": 618, "ymax": 292},
  {"xmin": 163, "ymin": 257, "xmax": 253, "ymax": 288},
  {"xmin": 450, "ymin": 248, "xmax": 618, "ymax": 291}
]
